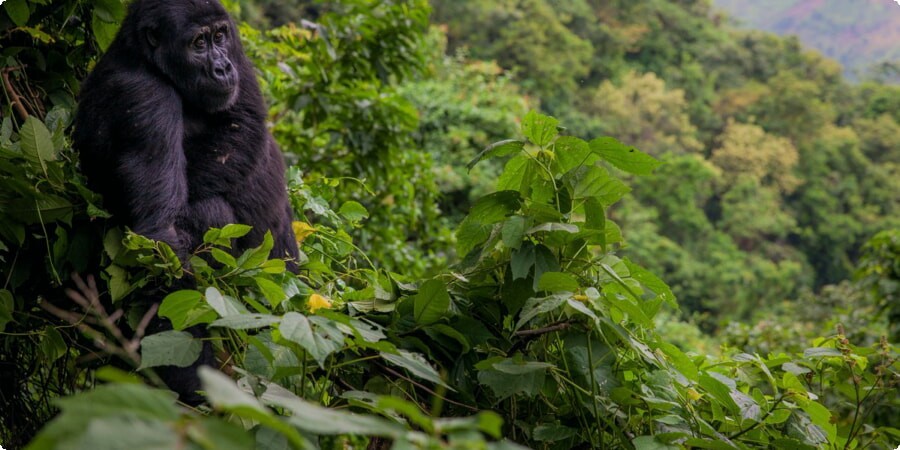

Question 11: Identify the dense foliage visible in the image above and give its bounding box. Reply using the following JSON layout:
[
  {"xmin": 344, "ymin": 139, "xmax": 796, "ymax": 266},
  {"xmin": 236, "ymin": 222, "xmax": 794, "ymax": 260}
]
[{"xmin": 1, "ymin": 0, "xmax": 897, "ymax": 449}]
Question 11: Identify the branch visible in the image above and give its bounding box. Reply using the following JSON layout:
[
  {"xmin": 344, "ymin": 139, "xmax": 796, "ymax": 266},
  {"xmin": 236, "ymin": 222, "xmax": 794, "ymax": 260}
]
[
  {"xmin": 377, "ymin": 363, "xmax": 479, "ymax": 412},
  {"xmin": 514, "ymin": 321, "xmax": 573, "ymax": 337},
  {"xmin": 1, "ymin": 66, "xmax": 30, "ymax": 120}
]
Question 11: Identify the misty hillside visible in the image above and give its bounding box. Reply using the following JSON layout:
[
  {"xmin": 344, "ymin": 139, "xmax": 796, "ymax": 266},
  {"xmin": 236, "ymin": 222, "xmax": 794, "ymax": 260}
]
[{"xmin": 714, "ymin": 0, "xmax": 900, "ymax": 79}]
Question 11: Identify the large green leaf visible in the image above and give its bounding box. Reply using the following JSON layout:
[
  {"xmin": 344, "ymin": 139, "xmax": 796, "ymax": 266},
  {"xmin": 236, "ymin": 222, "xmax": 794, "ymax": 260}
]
[
  {"xmin": 205, "ymin": 287, "xmax": 249, "ymax": 317},
  {"xmin": 19, "ymin": 116, "xmax": 57, "ymax": 171},
  {"xmin": 260, "ymin": 382, "xmax": 404, "ymax": 438},
  {"xmin": 477, "ymin": 357, "xmax": 551, "ymax": 399},
  {"xmin": 590, "ymin": 137, "xmax": 662, "ymax": 175},
  {"xmin": 554, "ymin": 136, "xmax": 596, "ymax": 173},
  {"xmin": 139, "ymin": 330, "xmax": 202, "ymax": 369},
  {"xmin": 158, "ymin": 290, "xmax": 216, "ymax": 330},
  {"xmin": 537, "ymin": 272, "xmax": 579, "ymax": 292},
  {"xmin": 522, "ymin": 110, "xmax": 559, "ymax": 147},
  {"xmin": 278, "ymin": 312, "xmax": 344, "ymax": 367},
  {"xmin": 467, "ymin": 139, "xmax": 525, "ymax": 170},
  {"xmin": 380, "ymin": 349, "xmax": 449, "ymax": 388},
  {"xmin": 211, "ymin": 314, "xmax": 281, "ymax": 330},
  {"xmin": 566, "ymin": 165, "xmax": 631, "ymax": 204},
  {"xmin": 496, "ymin": 154, "xmax": 535, "ymax": 193},
  {"xmin": 199, "ymin": 368, "xmax": 305, "ymax": 447},
  {"xmin": 3, "ymin": 0, "xmax": 30, "ymax": 27},
  {"xmin": 413, "ymin": 279, "xmax": 451, "ymax": 325}
]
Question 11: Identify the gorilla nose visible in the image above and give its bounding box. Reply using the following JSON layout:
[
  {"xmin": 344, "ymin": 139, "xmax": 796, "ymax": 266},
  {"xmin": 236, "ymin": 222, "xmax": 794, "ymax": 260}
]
[{"xmin": 213, "ymin": 61, "xmax": 234, "ymax": 81}]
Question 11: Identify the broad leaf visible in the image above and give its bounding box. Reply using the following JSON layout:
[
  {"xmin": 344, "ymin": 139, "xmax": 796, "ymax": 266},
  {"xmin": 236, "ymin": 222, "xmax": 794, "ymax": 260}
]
[
  {"xmin": 413, "ymin": 279, "xmax": 451, "ymax": 325},
  {"xmin": 139, "ymin": 331, "xmax": 202, "ymax": 369},
  {"xmin": 590, "ymin": 137, "xmax": 662, "ymax": 175},
  {"xmin": 522, "ymin": 111, "xmax": 559, "ymax": 147}
]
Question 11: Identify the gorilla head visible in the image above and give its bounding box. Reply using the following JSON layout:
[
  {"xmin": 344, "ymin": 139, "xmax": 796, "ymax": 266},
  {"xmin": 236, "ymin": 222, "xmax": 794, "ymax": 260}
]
[{"xmin": 129, "ymin": 0, "xmax": 241, "ymax": 112}]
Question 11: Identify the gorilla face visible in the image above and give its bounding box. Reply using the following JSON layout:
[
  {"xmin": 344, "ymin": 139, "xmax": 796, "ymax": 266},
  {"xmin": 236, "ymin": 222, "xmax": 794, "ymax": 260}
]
[
  {"xmin": 142, "ymin": 1, "xmax": 241, "ymax": 112},
  {"xmin": 178, "ymin": 21, "xmax": 240, "ymax": 112}
]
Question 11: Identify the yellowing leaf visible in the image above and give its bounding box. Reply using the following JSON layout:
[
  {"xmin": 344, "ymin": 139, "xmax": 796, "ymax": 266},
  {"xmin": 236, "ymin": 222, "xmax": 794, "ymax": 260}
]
[
  {"xmin": 292, "ymin": 221, "xmax": 315, "ymax": 245},
  {"xmin": 308, "ymin": 293, "xmax": 332, "ymax": 313}
]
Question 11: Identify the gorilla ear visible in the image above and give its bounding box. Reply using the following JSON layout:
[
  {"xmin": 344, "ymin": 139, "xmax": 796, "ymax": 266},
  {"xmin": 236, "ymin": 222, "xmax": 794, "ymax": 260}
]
[{"xmin": 146, "ymin": 28, "xmax": 160, "ymax": 48}]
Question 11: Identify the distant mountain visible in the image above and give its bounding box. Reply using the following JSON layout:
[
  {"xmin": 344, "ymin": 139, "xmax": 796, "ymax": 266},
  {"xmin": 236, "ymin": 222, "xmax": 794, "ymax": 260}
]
[{"xmin": 713, "ymin": 0, "xmax": 900, "ymax": 80}]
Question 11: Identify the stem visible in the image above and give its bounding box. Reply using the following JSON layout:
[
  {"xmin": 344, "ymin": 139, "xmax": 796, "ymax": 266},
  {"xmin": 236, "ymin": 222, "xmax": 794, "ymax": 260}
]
[
  {"xmin": 729, "ymin": 394, "xmax": 786, "ymax": 440},
  {"xmin": 514, "ymin": 321, "xmax": 572, "ymax": 337},
  {"xmin": 1, "ymin": 67, "xmax": 30, "ymax": 120}
]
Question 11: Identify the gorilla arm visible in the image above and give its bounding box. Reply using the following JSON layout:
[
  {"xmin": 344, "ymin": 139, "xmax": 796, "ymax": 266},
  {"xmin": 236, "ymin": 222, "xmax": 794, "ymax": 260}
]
[{"xmin": 113, "ymin": 77, "xmax": 190, "ymax": 253}]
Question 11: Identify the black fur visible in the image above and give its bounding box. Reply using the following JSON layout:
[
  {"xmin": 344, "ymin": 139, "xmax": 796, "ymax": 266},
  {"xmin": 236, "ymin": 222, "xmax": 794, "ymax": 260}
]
[{"xmin": 73, "ymin": 0, "xmax": 298, "ymax": 404}]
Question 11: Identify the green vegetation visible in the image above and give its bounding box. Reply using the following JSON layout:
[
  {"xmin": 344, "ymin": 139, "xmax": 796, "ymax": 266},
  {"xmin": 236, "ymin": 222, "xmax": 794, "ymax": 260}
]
[{"xmin": 1, "ymin": 0, "xmax": 898, "ymax": 449}]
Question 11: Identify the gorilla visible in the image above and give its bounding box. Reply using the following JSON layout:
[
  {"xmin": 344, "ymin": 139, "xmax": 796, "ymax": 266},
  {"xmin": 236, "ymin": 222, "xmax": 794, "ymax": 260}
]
[{"xmin": 73, "ymin": 0, "xmax": 298, "ymax": 403}]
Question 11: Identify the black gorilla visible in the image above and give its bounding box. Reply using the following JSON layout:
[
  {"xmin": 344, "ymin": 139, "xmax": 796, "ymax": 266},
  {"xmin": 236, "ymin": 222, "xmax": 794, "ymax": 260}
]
[{"xmin": 73, "ymin": 0, "xmax": 298, "ymax": 403}]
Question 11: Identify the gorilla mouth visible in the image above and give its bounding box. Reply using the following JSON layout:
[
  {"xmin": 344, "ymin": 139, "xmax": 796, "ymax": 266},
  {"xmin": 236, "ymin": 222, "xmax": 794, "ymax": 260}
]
[{"xmin": 192, "ymin": 82, "xmax": 239, "ymax": 112}]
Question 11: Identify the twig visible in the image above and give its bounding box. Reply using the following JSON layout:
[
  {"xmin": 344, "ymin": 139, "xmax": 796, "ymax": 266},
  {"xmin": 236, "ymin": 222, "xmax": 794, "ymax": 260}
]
[
  {"xmin": 1, "ymin": 66, "xmax": 30, "ymax": 120},
  {"xmin": 514, "ymin": 321, "xmax": 572, "ymax": 337},
  {"xmin": 41, "ymin": 273, "xmax": 148, "ymax": 368},
  {"xmin": 377, "ymin": 363, "xmax": 479, "ymax": 412}
]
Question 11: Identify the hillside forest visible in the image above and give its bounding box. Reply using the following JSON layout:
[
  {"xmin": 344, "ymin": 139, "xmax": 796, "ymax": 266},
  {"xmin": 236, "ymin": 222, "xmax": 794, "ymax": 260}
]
[{"xmin": 1, "ymin": 0, "xmax": 898, "ymax": 449}]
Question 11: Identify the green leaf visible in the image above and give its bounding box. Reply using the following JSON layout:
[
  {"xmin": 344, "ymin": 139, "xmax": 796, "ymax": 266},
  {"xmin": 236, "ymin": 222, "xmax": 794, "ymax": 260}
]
[
  {"xmin": 92, "ymin": 0, "xmax": 126, "ymax": 23},
  {"xmin": 380, "ymin": 349, "xmax": 449, "ymax": 388},
  {"xmin": 657, "ymin": 342, "xmax": 698, "ymax": 381},
  {"xmin": 522, "ymin": 111, "xmax": 559, "ymax": 147},
  {"xmin": 0, "ymin": 289, "xmax": 13, "ymax": 332},
  {"xmin": 261, "ymin": 382, "xmax": 404, "ymax": 438},
  {"xmin": 802, "ymin": 347, "xmax": 842, "ymax": 358},
  {"xmin": 339, "ymin": 201, "xmax": 369, "ymax": 222},
  {"xmin": 139, "ymin": 330, "xmax": 202, "ymax": 369},
  {"xmin": 800, "ymin": 400, "xmax": 836, "ymax": 443},
  {"xmin": 554, "ymin": 136, "xmax": 596, "ymax": 173},
  {"xmin": 566, "ymin": 165, "xmax": 631, "ymax": 204},
  {"xmin": 537, "ymin": 272, "xmax": 579, "ymax": 292},
  {"xmin": 496, "ymin": 155, "xmax": 534, "ymax": 193},
  {"xmin": 477, "ymin": 357, "xmax": 550, "ymax": 399},
  {"xmin": 20, "ymin": 116, "xmax": 57, "ymax": 170},
  {"xmin": 199, "ymin": 368, "xmax": 306, "ymax": 447},
  {"xmin": 39, "ymin": 327, "xmax": 66, "ymax": 363},
  {"xmin": 533, "ymin": 424, "xmax": 577, "ymax": 442},
  {"xmin": 501, "ymin": 216, "xmax": 527, "ymax": 249},
  {"xmin": 413, "ymin": 279, "xmax": 451, "ymax": 325},
  {"xmin": 533, "ymin": 244, "xmax": 560, "ymax": 291},
  {"xmin": 515, "ymin": 295, "xmax": 568, "ymax": 330},
  {"xmin": 66, "ymin": 416, "xmax": 180, "ymax": 450},
  {"xmin": 278, "ymin": 312, "xmax": 343, "ymax": 367},
  {"xmin": 236, "ymin": 231, "xmax": 274, "ymax": 269},
  {"xmin": 204, "ymin": 224, "xmax": 252, "ymax": 247},
  {"xmin": 205, "ymin": 287, "xmax": 249, "ymax": 317},
  {"xmin": 590, "ymin": 137, "xmax": 662, "ymax": 175},
  {"xmin": 193, "ymin": 417, "xmax": 256, "ymax": 450},
  {"xmin": 211, "ymin": 314, "xmax": 280, "ymax": 330},
  {"xmin": 92, "ymin": 12, "xmax": 119, "ymax": 51},
  {"xmin": 511, "ymin": 243, "xmax": 535, "ymax": 280},
  {"xmin": 632, "ymin": 436, "xmax": 680, "ymax": 450},
  {"xmin": 158, "ymin": 290, "xmax": 216, "ymax": 330},
  {"xmin": 54, "ymin": 383, "xmax": 179, "ymax": 422},
  {"xmin": 104, "ymin": 265, "xmax": 131, "ymax": 302},
  {"xmin": 198, "ymin": 367, "xmax": 268, "ymax": 414},
  {"xmin": 255, "ymin": 278, "xmax": 287, "ymax": 304},
  {"xmin": 467, "ymin": 190, "xmax": 522, "ymax": 224},
  {"xmin": 4, "ymin": 0, "xmax": 30, "ymax": 27},
  {"xmin": 624, "ymin": 259, "xmax": 677, "ymax": 308},
  {"xmin": 698, "ymin": 373, "xmax": 740, "ymax": 413},
  {"xmin": 467, "ymin": 139, "xmax": 525, "ymax": 171}
]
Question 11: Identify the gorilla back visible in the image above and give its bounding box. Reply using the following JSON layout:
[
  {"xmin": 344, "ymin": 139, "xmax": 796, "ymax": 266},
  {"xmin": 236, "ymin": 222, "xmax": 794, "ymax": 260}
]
[{"xmin": 73, "ymin": 0, "xmax": 298, "ymax": 404}]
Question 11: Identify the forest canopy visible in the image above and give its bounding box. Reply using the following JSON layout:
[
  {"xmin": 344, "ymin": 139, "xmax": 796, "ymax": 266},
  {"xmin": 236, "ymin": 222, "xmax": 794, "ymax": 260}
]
[{"xmin": 1, "ymin": 0, "xmax": 897, "ymax": 449}]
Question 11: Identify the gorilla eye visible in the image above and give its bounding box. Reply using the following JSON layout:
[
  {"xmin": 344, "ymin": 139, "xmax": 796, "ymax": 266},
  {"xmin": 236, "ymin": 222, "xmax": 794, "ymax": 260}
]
[
  {"xmin": 214, "ymin": 31, "xmax": 225, "ymax": 43},
  {"xmin": 193, "ymin": 35, "xmax": 206, "ymax": 49}
]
